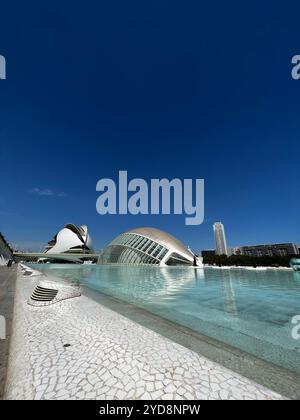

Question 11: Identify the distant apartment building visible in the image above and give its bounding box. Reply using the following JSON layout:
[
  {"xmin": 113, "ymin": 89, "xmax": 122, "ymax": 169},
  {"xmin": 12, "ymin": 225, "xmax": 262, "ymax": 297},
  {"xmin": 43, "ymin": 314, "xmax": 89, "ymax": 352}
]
[
  {"xmin": 233, "ymin": 243, "xmax": 299, "ymax": 257},
  {"xmin": 201, "ymin": 249, "xmax": 216, "ymax": 257},
  {"xmin": 230, "ymin": 247, "xmax": 242, "ymax": 255},
  {"xmin": 213, "ymin": 222, "xmax": 228, "ymax": 255}
]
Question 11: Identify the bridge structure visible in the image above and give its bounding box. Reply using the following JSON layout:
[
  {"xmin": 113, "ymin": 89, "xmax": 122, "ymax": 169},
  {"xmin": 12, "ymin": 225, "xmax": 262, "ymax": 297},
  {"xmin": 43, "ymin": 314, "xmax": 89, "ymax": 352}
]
[{"xmin": 13, "ymin": 252, "xmax": 100, "ymax": 264}]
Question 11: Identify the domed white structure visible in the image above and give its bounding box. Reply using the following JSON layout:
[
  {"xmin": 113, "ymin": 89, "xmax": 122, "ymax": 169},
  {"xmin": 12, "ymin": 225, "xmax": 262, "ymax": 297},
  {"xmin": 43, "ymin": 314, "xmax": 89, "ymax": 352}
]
[
  {"xmin": 98, "ymin": 227, "xmax": 203, "ymax": 267},
  {"xmin": 39, "ymin": 224, "xmax": 94, "ymax": 263}
]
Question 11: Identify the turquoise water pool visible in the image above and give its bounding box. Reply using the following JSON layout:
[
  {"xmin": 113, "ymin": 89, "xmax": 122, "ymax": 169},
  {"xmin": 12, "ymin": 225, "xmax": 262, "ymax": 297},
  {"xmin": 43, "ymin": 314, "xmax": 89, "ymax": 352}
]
[{"xmin": 30, "ymin": 264, "xmax": 300, "ymax": 373}]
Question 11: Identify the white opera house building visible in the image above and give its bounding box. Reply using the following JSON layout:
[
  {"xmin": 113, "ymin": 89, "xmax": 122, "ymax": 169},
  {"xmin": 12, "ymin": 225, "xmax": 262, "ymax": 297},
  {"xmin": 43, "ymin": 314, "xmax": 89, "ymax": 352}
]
[{"xmin": 38, "ymin": 224, "xmax": 94, "ymax": 263}]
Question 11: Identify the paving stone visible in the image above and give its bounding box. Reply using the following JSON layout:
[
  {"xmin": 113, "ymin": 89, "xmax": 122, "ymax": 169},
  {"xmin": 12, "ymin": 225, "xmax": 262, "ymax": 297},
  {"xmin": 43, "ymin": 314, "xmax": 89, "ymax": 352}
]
[{"xmin": 3, "ymin": 269, "xmax": 286, "ymax": 401}]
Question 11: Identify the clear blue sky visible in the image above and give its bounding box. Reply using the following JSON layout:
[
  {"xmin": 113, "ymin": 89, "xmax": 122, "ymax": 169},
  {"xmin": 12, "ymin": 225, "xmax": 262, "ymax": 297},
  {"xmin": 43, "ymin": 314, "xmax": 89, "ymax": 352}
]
[{"xmin": 0, "ymin": 1, "xmax": 299, "ymax": 252}]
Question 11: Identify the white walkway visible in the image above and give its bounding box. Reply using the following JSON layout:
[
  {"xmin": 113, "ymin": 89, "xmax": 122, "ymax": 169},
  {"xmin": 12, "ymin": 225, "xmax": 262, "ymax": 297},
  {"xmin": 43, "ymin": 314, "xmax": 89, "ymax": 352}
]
[{"xmin": 5, "ymin": 271, "xmax": 285, "ymax": 400}]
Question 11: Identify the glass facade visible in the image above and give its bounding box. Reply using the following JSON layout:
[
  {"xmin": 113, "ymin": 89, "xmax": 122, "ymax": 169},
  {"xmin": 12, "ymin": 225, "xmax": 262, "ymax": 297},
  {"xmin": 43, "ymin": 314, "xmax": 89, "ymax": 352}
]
[
  {"xmin": 99, "ymin": 232, "xmax": 169, "ymax": 265},
  {"xmin": 165, "ymin": 252, "xmax": 192, "ymax": 266},
  {"xmin": 98, "ymin": 228, "xmax": 199, "ymax": 267}
]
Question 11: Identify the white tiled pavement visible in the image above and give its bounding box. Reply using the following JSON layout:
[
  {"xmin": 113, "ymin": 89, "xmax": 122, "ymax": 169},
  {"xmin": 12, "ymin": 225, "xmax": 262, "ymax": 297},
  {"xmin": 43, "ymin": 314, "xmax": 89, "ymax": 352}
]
[{"xmin": 4, "ymin": 271, "xmax": 285, "ymax": 400}]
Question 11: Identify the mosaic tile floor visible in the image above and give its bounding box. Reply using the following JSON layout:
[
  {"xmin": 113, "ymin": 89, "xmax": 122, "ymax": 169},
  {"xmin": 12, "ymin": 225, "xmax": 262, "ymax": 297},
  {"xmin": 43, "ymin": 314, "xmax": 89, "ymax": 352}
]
[{"xmin": 4, "ymin": 271, "xmax": 285, "ymax": 400}]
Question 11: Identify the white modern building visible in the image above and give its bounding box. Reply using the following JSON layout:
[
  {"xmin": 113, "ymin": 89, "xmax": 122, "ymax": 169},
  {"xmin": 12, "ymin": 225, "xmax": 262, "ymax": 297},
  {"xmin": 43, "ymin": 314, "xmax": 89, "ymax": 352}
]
[
  {"xmin": 38, "ymin": 224, "xmax": 94, "ymax": 263},
  {"xmin": 213, "ymin": 222, "xmax": 228, "ymax": 256},
  {"xmin": 98, "ymin": 227, "xmax": 203, "ymax": 267},
  {"xmin": 0, "ymin": 232, "xmax": 13, "ymax": 266}
]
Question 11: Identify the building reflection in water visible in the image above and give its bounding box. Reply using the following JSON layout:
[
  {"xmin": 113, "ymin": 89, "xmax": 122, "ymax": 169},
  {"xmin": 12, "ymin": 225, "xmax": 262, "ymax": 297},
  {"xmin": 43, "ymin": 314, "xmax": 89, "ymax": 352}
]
[
  {"xmin": 218, "ymin": 270, "xmax": 238, "ymax": 316},
  {"xmin": 30, "ymin": 264, "xmax": 300, "ymax": 325}
]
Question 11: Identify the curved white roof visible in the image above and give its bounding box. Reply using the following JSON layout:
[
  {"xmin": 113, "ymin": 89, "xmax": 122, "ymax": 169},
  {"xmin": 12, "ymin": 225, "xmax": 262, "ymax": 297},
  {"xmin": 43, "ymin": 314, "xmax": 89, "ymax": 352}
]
[
  {"xmin": 45, "ymin": 224, "xmax": 93, "ymax": 255},
  {"xmin": 126, "ymin": 227, "xmax": 194, "ymax": 261}
]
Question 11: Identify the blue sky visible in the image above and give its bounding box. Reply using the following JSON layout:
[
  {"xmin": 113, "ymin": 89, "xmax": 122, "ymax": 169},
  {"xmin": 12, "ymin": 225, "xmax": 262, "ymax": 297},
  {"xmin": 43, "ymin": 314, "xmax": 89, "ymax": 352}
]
[{"xmin": 0, "ymin": 1, "xmax": 300, "ymax": 252}]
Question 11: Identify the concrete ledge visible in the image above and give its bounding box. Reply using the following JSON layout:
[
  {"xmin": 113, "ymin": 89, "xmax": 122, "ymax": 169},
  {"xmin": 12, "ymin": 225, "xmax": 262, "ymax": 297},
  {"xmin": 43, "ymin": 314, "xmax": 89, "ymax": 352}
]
[{"xmin": 83, "ymin": 287, "xmax": 300, "ymax": 400}]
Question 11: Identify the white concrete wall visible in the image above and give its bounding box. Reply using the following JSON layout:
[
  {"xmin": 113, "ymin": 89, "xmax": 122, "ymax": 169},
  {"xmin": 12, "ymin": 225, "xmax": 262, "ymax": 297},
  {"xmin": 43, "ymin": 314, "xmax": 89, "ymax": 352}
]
[{"xmin": 0, "ymin": 235, "xmax": 13, "ymax": 266}]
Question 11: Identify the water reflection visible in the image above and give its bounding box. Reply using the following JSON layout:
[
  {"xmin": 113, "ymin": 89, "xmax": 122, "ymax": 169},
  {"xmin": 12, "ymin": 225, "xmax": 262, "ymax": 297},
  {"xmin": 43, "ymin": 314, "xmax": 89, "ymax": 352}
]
[
  {"xmin": 31, "ymin": 264, "xmax": 300, "ymax": 319},
  {"xmin": 30, "ymin": 263, "xmax": 300, "ymax": 373},
  {"xmin": 218, "ymin": 270, "xmax": 238, "ymax": 316}
]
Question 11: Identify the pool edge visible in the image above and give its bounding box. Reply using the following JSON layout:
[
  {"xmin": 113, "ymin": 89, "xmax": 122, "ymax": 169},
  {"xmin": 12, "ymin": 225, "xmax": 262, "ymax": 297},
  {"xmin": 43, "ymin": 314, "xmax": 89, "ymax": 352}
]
[{"xmin": 82, "ymin": 286, "xmax": 300, "ymax": 400}]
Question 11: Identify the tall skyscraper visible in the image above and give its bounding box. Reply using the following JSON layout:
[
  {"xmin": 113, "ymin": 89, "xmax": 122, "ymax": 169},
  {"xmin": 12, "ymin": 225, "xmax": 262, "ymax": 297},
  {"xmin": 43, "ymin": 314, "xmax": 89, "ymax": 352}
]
[{"xmin": 213, "ymin": 222, "xmax": 228, "ymax": 255}]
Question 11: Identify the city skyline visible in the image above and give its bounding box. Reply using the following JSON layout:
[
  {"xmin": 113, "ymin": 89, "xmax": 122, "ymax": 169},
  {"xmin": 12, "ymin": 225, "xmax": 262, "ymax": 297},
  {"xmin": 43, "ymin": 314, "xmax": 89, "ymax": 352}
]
[{"xmin": 7, "ymin": 219, "xmax": 300, "ymax": 257}]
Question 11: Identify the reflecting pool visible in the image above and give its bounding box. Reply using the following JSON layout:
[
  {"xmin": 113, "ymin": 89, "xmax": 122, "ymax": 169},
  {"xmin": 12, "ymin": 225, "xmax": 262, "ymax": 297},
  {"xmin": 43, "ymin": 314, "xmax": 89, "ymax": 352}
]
[{"xmin": 30, "ymin": 264, "xmax": 300, "ymax": 374}]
